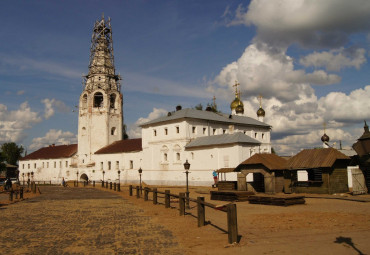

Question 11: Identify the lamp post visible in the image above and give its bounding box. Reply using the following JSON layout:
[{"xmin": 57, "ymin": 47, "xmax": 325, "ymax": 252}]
[
  {"xmin": 76, "ymin": 170, "xmax": 79, "ymax": 187},
  {"xmin": 138, "ymin": 168, "xmax": 142, "ymax": 194},
  {"xmin": 183, "ymin": 160, "xmax": 191, "ymax": 209}
]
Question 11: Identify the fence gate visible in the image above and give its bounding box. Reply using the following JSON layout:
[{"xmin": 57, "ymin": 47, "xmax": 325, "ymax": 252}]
[{"xmin": 352, "ymin": 168, "xmax": 367, "ymax": 195}]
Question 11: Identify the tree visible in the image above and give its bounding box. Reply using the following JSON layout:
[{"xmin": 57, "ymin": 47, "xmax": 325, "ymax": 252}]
[{"xmin": 1, "ymin": 142, "xmax": 24, "ymax": 166}]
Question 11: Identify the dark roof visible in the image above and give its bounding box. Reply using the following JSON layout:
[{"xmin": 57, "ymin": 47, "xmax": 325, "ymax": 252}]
[
  {"xmin": 21, "ymin": 144, "xmax": 77, "ymax": 160},
  {"xmin": 286, "ymin": 148, "xmax": 350, "ymax": 169},
  {"xmin": 237, "ymin": 153, "xmax": 287, "ymax": 171},
  {"xmin": 185, "ymin": 132, "xmax": 260, "ymax": 149},
  {"xmin": 140, "ymin": 108, "xmax": 271, "ymax": 128},
  {"xmin": 95, "ymin": 139, "xmax": 142, "ymax": 154}
]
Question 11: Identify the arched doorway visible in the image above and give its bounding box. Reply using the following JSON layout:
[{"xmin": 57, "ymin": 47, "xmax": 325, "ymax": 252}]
[{"xmin": 80, "ymin": 173, "xmax": 88, "ymax": 182}]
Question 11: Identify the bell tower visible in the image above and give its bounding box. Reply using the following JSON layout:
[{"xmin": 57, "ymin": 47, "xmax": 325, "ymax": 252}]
[{"xmin": 78, "ymin": 15, "xmax": 123, "ymax": 164}]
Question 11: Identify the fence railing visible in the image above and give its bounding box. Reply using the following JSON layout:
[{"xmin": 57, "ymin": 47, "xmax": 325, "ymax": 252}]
[{"xmin": 128, "ymin": 185, "xmax": 239, "ymax": 244}]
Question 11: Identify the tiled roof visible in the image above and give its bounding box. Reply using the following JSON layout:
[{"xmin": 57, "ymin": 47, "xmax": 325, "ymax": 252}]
[
  {"xmin": 140, "ymin": 108, "xmax": 271, "ymax": 128},
  {"xmin": 237, "ymin": 153, "xmax": 287, "ymax": 171},
  {"xmin": 185, "ymin": 132, "xmax": 260, "ymax": 149},
  {"xmin": 95, "ymin": 139, "xmax": 142, "ymax": 154},
  {"xmin": 21, "ymin": 144, "xmax": 77, "ymax": 160},
  {"xmin": 286, "ymin": 148, "xmax": 350, "ymax": 169}
]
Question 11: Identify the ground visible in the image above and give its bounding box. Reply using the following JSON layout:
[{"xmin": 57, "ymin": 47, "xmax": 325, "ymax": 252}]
[{"xmin": 1, "ymin": 184, "xmax": 370, "ymax": 254}]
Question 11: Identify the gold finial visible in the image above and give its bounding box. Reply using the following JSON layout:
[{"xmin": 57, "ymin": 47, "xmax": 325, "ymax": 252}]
[
  {"xmin": 258, "ymin": 94, "xmax": 262, "ymax": 108},
  {"xmin": 233, "ymin": 80, "xmax": 240, "ymax": 97}
]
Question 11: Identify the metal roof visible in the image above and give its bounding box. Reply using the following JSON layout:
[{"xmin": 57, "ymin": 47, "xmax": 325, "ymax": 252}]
[
  {"xmin": 185, "ymin": 132, "xmax": 260, "ymax": 149},
  {"xmin": 21, "ymin": 144, "xmax": 77, "ymax": 160},
  {"xmin": 286, "ymin": 148, "xmax": 350, "ymax": 169},
  {"xmin": 237, "ymin": 153, "xmax": 287, "ymax": 171},
  {"xmin": 95, "ymin": 139, "xmax": 142, "ymax": 154},
  {"xmin": 140, "ymin": 108, "xmax": 271, "ymax": 128}
]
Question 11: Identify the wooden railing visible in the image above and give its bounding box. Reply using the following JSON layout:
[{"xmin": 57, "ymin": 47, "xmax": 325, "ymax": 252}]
[{"xmin": 127, "ymin": 185, "xmax": 239, "ymax": 244}]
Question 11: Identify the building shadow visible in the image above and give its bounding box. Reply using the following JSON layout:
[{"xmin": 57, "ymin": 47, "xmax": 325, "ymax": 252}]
[{"xmin": 334, "ymin": 236, "xmax": 365, "ymax": 255}]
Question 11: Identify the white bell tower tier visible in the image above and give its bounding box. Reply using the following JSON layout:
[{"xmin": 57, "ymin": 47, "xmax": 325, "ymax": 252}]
[{"xmin": 78, "ymin": 15, "xmax": 123, "ymax": 164}]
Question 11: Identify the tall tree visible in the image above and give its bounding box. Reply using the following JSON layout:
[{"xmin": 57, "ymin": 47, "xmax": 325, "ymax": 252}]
[{"xmin": 1, "ymin": 142, "xmax": 24, "ymax": 166}]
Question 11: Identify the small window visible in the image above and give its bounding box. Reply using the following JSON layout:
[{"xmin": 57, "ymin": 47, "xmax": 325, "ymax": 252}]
[
  {"xmin": 108, "ymin": 161, "xmax": 111, "ymax": 170},
  {"xmin": 203, "ymin": 128, "xmax": 206, "ymax": 134},
  {"xmin": 154, "ymin": 129, "xmax": 157, "ymax": 136},
  {"xmin": 192, "ymin": 127, "xmax": 196, "ymax": 133},
  {"xmin": 130, "ymin": 160, "xmax": 133, "ymax": 169},
  {"xmin": 165, "ymin": 128, "xmax": 168, "ymax": 135},
  {"xmin": 176, "ymin": 126, "xmax": 179, "ymax": 133}
]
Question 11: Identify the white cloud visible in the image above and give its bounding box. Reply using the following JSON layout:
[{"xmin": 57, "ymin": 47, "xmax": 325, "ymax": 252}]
[
  {"xmin": 42, "ymin": 98, "xmax": 70, "ymax": 119},
  {"xmin": 29, "ymin": 129, "xmax": 77, "ymax": 151},
  {"xmin": 127, "ymin": 108, "xmax": 168, "ymax": 138},
  {"xmin": 300, "ymin": 48, "xmax": 367, "ymax": 71},
  {"xmin": 229, "ymin": 0, "xmax": 370, "ymax": 48},
  {"xmin": 0, "ymin": 102, "xmax": 42, "ymax": 143}
]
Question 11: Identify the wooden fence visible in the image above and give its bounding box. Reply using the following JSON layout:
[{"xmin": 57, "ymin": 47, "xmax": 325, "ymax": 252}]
[{"xmin": 128, "ymin": 185, "xmax": 239, "ymax": 244}]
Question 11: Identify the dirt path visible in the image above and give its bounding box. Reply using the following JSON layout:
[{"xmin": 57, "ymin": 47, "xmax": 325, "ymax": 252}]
[{"xmin": 0, "ymin": 186, "xmax": 183, "ymax": 254}]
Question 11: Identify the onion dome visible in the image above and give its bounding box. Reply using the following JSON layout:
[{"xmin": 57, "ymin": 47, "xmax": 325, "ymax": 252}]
[
  {"xmin": 321, "ymin": 133, "xmax": 330, "ymax": 143},
  {"xmin": 235, "ymin": 101, "xmax": 244, "ymax": 114},
  {"xmin": 257, "ymin": 107, "xmax": 265, "ymax": 117}
]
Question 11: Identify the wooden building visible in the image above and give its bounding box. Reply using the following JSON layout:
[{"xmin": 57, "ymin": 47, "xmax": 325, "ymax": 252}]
[
  {"xmin": 286, "ymin": 148, "xmax": 350, "ymax": 194},
  {"xmin": 235, "ymin": 153, "xmax": 287, "ymax": 194}
]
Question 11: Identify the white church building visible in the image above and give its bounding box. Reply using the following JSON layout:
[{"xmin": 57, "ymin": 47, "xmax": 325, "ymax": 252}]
[{"xmin": 19, "ymin": 16, "xmax": 271, "ymax": 186}]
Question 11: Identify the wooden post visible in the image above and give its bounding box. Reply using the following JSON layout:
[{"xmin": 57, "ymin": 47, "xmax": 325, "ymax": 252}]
[
  {"xmin": 179, "ymin": 192, "xmax": 185, "ymax": 216},
  {"xmin": 153, "ymin": 188, "xmax": 157, "ymax": 205},
  {"xmin": 20, "ymin": 187, "xmax": 23, "ymax": 199},
  {"xmin": 197, "ymin": 197, "xmax": 205, "ymax": 227},
  {"xmin": 136, "ymin": 186, "xmax": 140, "ymax": 198},
  {"xmin": 129, "ymin": 185, "xmax": 133, "ymax": 196},
  {"xmin": 144, "ymin": 187, "xmax": 149, "ymax": 201},
  {"xmin": 9, "ymin": 189, "xmax": 13, "ymax": 201},
  {"xmin": 227, "ymin": 203, "xmax": 238, "ymax": 244},
  {"xmin": 165, "ymin": 190, "xmax": 170, "ymax": 208},
  {"xmin": 117, "ymin": 183, "xmax": 120, "ymax": 192},
  {"xmin": 114, "ymin": 183, "xmax": 116, "ymax": 191}
]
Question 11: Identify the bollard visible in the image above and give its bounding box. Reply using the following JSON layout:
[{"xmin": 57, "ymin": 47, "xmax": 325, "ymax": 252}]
[
  {"xmin": 153, "ymin": 188, "xmax": 158, "ymax": 205},
  {"xmin": 117, "ymin": 183, "xmax": 120, "ymax": 192},
  {"xmin": 20, "ymin": 187, "xmax": 23, "ymax": 199},
  {"xmin": 179, "ymin": 192, "xmax": 185, "ymax": 216},
  {"xmin": 114, "ymin": 183, "xmax": 116, "ymax": 191},
  {"xmin": 197, "ymin": 197, "xmax": 205, "ymax": 227},
  {"xmin": 9, "ymin": 189, "xmax": 14, "ymax": 201},
  {"xmin": 110, "ymin": 182, "xmax": 112, "ymax": 190},
  {"xmin": 136, "ymin": 186, "xmax": 140, "ymax": 198},
  {"xmin": 227, "ymin": 203, "xmax": 238, "ymax": 244},
  {"xmin": 144, "ymin": 188, "xmax": 149, "ymax": 201},
  {"xmin": 129, "ymin": 185, "xmax": 133, "ymax": 196},
  {"xmin": 165, "ymin": 190, "xmax": 170, "ymax": 208},
  {"xmin": 93, "ymin": 181, "xmax": 95, "ymax": 187}
]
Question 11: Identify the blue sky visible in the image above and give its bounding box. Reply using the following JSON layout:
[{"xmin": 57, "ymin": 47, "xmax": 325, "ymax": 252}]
[{"xmin": 1, "ymin": 0, "xmax": 370, "ymax": 155}]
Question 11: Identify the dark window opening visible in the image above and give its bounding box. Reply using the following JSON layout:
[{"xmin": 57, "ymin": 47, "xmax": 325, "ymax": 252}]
[{"xmin": 94, "ymin": 92, "xmax": 104, "ymax": 107}]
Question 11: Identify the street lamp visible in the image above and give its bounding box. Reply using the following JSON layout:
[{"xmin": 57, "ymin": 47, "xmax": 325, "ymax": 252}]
[
  {"xmin": 76, "ymin": 170, "xmax": 79, "ymax": 187},
  {"xmin": 183, "ymin": 160, "xmax": 191, "ymax": 209},
  {"xmin": 138, "ymin": 168, "xmax": 142, "ymax": 194}
]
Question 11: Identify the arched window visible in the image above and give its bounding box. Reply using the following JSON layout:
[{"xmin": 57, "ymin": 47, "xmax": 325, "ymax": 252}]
[
  {"xmin": 110, "ymin": 94, "xmax": 116, "ymax": 109},
  {"xmin": 82, "ymin": 94, "xmax": 88, "ymax": 109},
  {"xmin": 93, "ymin": 92, "xmax": 104, "ymax": 107}
]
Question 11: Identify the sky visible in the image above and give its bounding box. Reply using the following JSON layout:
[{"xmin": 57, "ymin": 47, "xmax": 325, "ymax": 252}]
[{"xmin": 1, "ymin": 0, "xmax": 370, "ymax": 155}]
